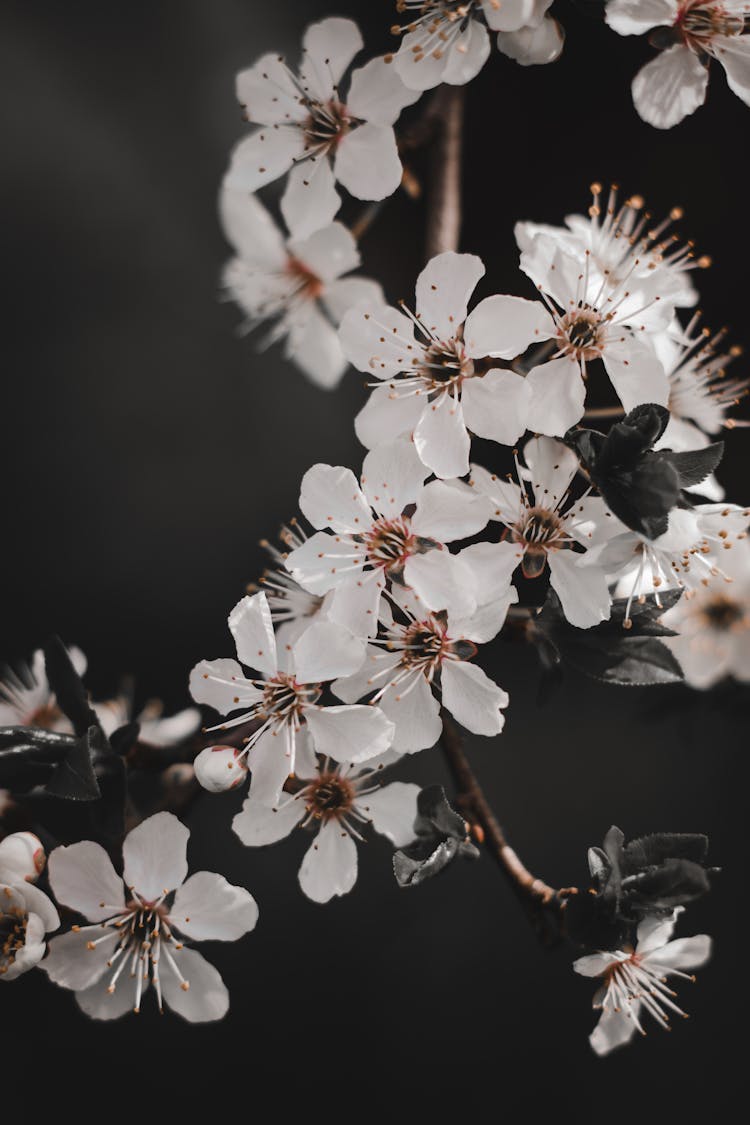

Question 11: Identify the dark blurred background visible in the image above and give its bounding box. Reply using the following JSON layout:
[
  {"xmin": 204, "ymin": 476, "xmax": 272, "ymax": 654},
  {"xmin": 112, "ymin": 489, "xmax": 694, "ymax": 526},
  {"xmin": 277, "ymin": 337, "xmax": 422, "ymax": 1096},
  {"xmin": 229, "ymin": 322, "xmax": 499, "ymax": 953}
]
[{"xmin": 1, "ymin": 0, "xmax": 748, "ymax": 1115}]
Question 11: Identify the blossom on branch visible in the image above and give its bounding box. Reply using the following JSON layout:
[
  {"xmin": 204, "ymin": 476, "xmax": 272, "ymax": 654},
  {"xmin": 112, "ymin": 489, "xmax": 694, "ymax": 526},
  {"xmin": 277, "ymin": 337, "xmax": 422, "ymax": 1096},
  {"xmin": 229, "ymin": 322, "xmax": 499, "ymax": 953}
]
[
  {"xmin": 220, "ymin": 184, "xmax": 382, "ymax": 389},
  {"xmin": 226, "ymin": 18, "xmax": 420, "ymax": 238},
  {"xmin": 0, "ymin": 832, "xmax": 59, "ymax": 981},
  {"xmin": 43, "ymin": 813, "xmax": 258, "ymax": 1021},
  {"xmin": 605, "ymin": 0, "xmax": 750, "ymax": 128},
  {"xmin": 233, "ymin": 755, "xmax": 419, "ymax": 903}
]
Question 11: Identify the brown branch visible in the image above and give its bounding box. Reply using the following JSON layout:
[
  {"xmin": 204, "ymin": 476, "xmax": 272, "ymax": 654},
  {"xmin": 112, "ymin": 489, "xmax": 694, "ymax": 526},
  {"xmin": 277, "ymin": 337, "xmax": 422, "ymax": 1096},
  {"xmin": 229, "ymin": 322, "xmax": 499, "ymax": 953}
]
[
  {"xmin": 439, "ymin": 714, "xmax": 569, "ymax": 944},
  {"xmin": 425, "ymin": 86, "xmax": 465, "ymax": 258},
  {"xmin": 582, "ymin": 405, "xmax": 625, "ymax": 420}
]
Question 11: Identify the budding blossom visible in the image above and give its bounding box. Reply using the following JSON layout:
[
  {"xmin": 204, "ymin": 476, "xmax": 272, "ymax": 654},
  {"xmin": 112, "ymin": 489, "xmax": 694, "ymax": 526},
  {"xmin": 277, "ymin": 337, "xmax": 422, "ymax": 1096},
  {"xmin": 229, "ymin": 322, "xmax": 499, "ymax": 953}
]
[
  {"xmin": 470, "ymin": 437, "xmax": 615, "ymax": 629},
  {"xmin": 226, "ymin": 18, "xmax": 420, "ymax": 239},
  {"xmin": 220, "ymin": 185, "xmax": 382, "ymax": 389},
  {"xmin": 43, "ymin": 813, "xmax": 258, "ymax": 1021},
  {"xmin": 389, "ymin": 1, "xmax": 563, "ymax": 91},
  {"xmin": 234, "ymin": 757, "xmax": 419, "ymax": 903},
  {"xmin": 574, "ymin": 911, "xmax": 711, "ymax": 1056},
  {"xmin": 284, "ymin": 435, "xmax": 491, "ymax": 635},
  {"xmin": 190, "ymin": 591, "xmax": 394, "ymax": 804},
  {"xmin": 333, "ymin": 585, "xmax": 510, "ymax": 752},
  {"xmin": 0, "ymin": 832, "xmax": 59, "ymax": 981},
  {"xmin": 340, "ymin": 252, "xmax": 536, "ymax": 478},
  {"xmin": 661, "ymin": 536, "xmax": 750, "ymax": 686},
  {"xmin": 605, "ymin": 0, "xmax": 750, "ymax": 128}
]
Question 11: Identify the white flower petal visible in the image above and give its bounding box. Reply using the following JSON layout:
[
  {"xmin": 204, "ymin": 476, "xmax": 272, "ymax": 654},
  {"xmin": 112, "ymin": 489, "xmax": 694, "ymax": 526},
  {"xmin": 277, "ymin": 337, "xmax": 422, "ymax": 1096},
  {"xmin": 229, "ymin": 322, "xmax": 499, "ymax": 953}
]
[
  {"xmin": 380, "ymin": 675, "xmax": 442, "ymax": 753},
  {"xmin": 16, "ymin": 883, "xmax": 60, "ymax": 934},
  {"xmin": 461, "ymin": 370, "xmax": 532, "ymax": 445},
  {"xmin": 285, "ymin": 530, "xmax": 364, "ymax": 596},
  {"xmin": 361, "ymin": 436, "xmax": 430, "ymax": 516},
  {"xmin": 323, "ymin": 276, "xmax": 384, "ymax": 324},
  {"xmin": 219, "ymin": 183, "xmax": 287, "ymax": 267},
  {"xmin": 463, "ymin": 294, "xmax": 554, "ymax": 359},
  {"xmin": 442, "ymin": 17, "xmax": 492, "ymax": 85},
  {"xmin": 292, "ymin": 620, "xmax": 366, "ymax": 683},
  {"xmin": 603, "ymin": 335, "xmax": 669, "ymax": 412},
  {"xmin": 43, "ymin": 926, "xmax": 120, "ymax": 991},
  {"xmin": 548, "ymin": 552, "xmax": 612, "ymax": 629},
  {"xmin": 605, "ymin": 0, "xmax": 680, "ymax": 36},
  {"xmin": 358, "ymin": 781, "xmax": 420, "ymax": 846},
  {"xmin": 482, "ymin": 0, "xmax": 548, "ymax": 31},
  {"xmin": 299, "ymin": 463, "xmax": 371, "ymax": 533},
  {"xmin": 346, "ymin": 56, "xmax": 422, "ymax": 124},
  {"xmin": 523, "ymin": 435, "xmax": 578, "ymax": 508},
  {"xmin": 285, "ymin": 304, "xmax": 348, "ymax": 390},
  {"xmin": 335, "ymin": 124, "xmax": 403, "ymax": 201},
  {"xmin": 404, "ymin": 550, "xmax": 477, "ymax": 619},
  {"xmin": 470, "ymin": 463, "xmax": 525, "ymax": 525},
  {"xmin": 355, "ymin": 385, "xmax": 429, "ymax": 449},
  {"xmin": 328, "ymin": 570, "xmax": 386, "ymax": 637},
  {"xmin": 75, "ymin": 969, "xmax": 142, "ymax": 1021},
  {"xmin": 48, "ymin": 841, "xmax": 125, "ymax": 922},
  {"xmin": 441, "ymin": 661, "xmax": 508, "ymax": 736},
  {"xmin": 331, "ymin": 648, "xmax": 400, "ymax": 704},
  {"xmin": 496, "ymin": 17, "xmax": 565, "ymax": 65},
  {"xmin": 631, "ymin": 45, "xmax": 708, "ymax": 130},
  {"xmin": 225, "ymin": 126, "xmax": 304, "ymax": 192},
  {"xmin": 300, "ymin": 17, "xmax": 363, "ymax": 101},
  {"xmin": 235, "ymin": 52, "xmax": 308, "ymax": 125},
  {"xmin": 412, "ymin": 480, "xmax": 490, "ymax": 541},
  {"xmin": 233, "ymin": 793, "xmax": 305, "ymax": 846},
  {"xmin": 647, "ymin": 934, "xmax": 712, "ymax": 971},
  {"xmin": 228, "ymin": 593, "xmax": 278, "ymax": 676},
  {"xmin": 247, "ymin": 725, "xmax": 296, "ymax": 806},
  {"xmin": 159, "ymin": 947, "xmax": 229, "ymax": 1023},
  {"xmin": 415, "ymin": 252, "xmax": 485, "ymax": 339},
  {"xmin": 451, "ymin": 586, "xmax": 519, "ymax": 643},
  {"xmin": 339, "ymin": 302, "xmax": 416, "ymax": 378},
  {"xmin": 525, "ymin": 355, "xmax": 586, "ymax": 436},
  {"xmin": 189, "ymin": 658, "xmax": 262, "ymax": 715},
  {"xmin": 393, "ymin": 28, "xmax": 450, "ymax": 90},
  {"xmin": 413, "ymin": 390, "xmax": 471, "ymax": 479},
  {"xmin": 457, "ymin": 541, "xmax": 521, "ymax": 601},
  {"xmin": 281, "ymin": 156, "xmax": 341, "ymax": 240},
  {"xmin": 122, "ymin": 813, "xmax": 189, "ymax": 902},
  {"xmin": 170, "ymin": 872, "xmax": 258, "ymax": 941},
  {"xmin": 298, "ymin": 820, "xmax": 358, "ymax": 903},
  {"xmin": 304, "ymin": 704, "xmax": 395, "ymax": 764},
  {"xmin": 288, "ymin": 221, "xmax": 359, "ymax": 284},
  {"xmin": 590, "ymin": 1006, "xmax": 639, "ymax": 1057}
]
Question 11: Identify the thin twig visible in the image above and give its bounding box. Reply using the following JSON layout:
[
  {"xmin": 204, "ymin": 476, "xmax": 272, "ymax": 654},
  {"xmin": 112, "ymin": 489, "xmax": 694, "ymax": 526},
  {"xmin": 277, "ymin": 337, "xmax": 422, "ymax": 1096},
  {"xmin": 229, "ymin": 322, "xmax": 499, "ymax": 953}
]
[
  {"xmin": 439, "ymin": 714, "xmax": 568, "ymax": 944},
  {"xmin": 425, "ymin": 86, "xmax": 465, "ymax": 258},
  {"xmin": 582, "ymin": 405, "xmax": 625, "ymax": 420}
]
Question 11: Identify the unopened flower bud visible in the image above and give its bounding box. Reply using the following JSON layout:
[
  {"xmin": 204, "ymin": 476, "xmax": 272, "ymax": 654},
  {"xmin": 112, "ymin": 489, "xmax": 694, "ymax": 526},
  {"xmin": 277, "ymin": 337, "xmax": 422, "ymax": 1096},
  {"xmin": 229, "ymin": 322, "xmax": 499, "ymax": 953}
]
[
  {"xmin": 0, "ymin": 831, "xmax": 46, "ymax": 883},
  {"xmin": 194, "ymin": 746, "xmax": 247, "ymax": 793}
]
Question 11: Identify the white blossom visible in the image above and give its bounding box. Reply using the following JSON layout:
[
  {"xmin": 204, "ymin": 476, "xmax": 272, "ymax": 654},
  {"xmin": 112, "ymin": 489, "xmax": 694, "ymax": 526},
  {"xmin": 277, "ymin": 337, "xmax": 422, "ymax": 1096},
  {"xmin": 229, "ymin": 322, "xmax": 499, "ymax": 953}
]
[
  {"xmin": 226, "ymin": 19, "xmax": 420, "ymax": 238},
  {"xmin": 340, "ymin": 252, "xmax": 534, "ymax": 476},
  {"xmin": 233, "ymin": 755, "xmax": 419, "ymax": 904},
  {"xmin": 43, "ymin": 813, "xmax": 257, "ymax": 1021},
  {"xmin": 0, "ymin": 646, "xmax": 86, "ymax": 730},
  {"xmin": 0, "ymin": 833, "xmax": 59, "ymax": 981},
  {"xmin": 389, "ymin": 1, "xmax": 562, "ymax": 90},
  {"xmin": 333, "ymin": 586, "xmax": 510, "ymax": 752},
  {"xmin": 471, "ymin": 437, "xmax": 616, "ymax": 628},
  {"xmin": 661, "ymin": 536, "xmax": 750, "ymax": 686},
  {"xmin": 94, "ymin": 698, "xmax": 200, "ymax": 748},
  {"xmin": 574, "ymin": 910, "xmax": 712, "ymax": 1056},
  {"xmin": 284, "ymin": 435, "xmax": 491, "ymax": 635},
  {"xmin": 605, "ymin": 0, "xmax": 750, "ymax": 127},
  {"xmin": 220, "ymin": 184, "xmax": 382, "ymax": 389},
  {"xmin": 190, "ymin": 591, "xmax": 393, "ymax": 805}
]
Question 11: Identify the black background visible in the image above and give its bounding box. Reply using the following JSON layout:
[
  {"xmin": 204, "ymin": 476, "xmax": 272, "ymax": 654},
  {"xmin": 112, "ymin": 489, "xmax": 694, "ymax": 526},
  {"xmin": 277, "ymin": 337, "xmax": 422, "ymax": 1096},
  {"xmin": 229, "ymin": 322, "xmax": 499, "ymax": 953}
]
[{"xmin": 1, "ymin": 1, "xmax": 748, "ymax": 1117}]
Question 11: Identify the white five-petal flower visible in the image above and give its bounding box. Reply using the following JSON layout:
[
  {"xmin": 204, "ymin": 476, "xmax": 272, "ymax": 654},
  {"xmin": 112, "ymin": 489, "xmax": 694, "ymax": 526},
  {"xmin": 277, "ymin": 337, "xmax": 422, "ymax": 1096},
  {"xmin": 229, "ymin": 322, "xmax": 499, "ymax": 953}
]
[
  {"xmin": 0, "ymin": 832, "xmax": 60, "ymax": 981},
  {"xmin": 226, "ymin": 18, "xmax": 420, "ymax": 238},
  {"xmin": 605, "ymin": 0, "xmax": 750, "ymax": 127},
  {"xmin": 190, "ymin": 591, "xmax": 393, "ymax": 804},
  {"xmin": 471, "ymin": 437, "xmax": 615, "ymax": 628},
  {"xmin": 574, "ymin": 910, "xmax": 712, "ymax": 1056},
  {"xmin": 42, "ymin": 813, "xmax": 258, "ymax": 1022},
  {"xmin": 0, "ymin": 646, "xmax": 86, "ymax": 730},
  {"xmin": 221, "ymin": 184, "xmax": 382, "ymax": 389},
  {"xmin": 233, "ymin": 755, "xmax": 419, "ymax": 904},
  {"xmin": 284, "ymin": 435, "xmax": 491, "ymax": 634},
  {"xmin": 340, "ymin": 252, "xmax": 535, "ymax": 477}
]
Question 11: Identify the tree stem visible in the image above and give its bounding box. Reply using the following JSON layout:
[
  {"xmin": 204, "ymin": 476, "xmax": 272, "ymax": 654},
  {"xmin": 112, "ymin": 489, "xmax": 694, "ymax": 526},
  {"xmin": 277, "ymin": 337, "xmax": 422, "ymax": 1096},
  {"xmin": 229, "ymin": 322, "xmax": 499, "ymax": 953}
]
[
  {"xmin": 439, "ymin": 714, "xmax": 567, "ymax": 943},
  {"xmin": 582, "ymin": 405, "xmax": 625, "ymax": 420},
  {"xmin": 425, "ymin": 86, "xmax": 465, "ymax": 258}
]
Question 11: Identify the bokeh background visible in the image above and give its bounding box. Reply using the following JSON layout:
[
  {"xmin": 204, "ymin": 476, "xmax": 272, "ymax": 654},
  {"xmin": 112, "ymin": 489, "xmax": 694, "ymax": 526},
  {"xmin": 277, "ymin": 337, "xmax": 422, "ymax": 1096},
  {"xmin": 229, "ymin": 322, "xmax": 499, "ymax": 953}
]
[{"xmin": 2, "ymin": 0, "xmax": 748, "ymax": 1115}]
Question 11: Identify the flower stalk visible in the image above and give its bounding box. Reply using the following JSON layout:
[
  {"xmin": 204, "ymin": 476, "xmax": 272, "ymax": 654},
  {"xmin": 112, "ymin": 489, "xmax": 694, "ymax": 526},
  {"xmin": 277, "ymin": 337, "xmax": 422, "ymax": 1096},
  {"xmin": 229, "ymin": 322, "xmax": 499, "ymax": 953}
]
[{"xmin": 425, "ymin": 86, "xmax": 465, "ymax": 258}]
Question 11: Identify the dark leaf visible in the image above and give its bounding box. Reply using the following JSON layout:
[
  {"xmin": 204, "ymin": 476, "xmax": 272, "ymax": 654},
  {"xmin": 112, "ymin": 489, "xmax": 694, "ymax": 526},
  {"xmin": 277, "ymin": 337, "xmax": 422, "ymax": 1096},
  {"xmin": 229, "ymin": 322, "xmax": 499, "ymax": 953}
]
[
  {"xmin": 622, "ymin": 858, "xmax": 712, "ymax": 911},
  {"xmin": 0, "ymin": 725, "xmax": 101, "ymax": 800},
  {"xmin": 660, "ymin": 443, "xmax": 724, "ymax": 488},
  {"xmin": 43, "ymin": 636, "xmax": 100, "ymax": 736},
  {"xmin": 45, "ymin": 727, "xmax": 101, "ymax": 801},
  {"xmin": 393, "ymin": 786, "xmax": 479, "ymax": 888},
  {"xmin": 109, "ymin": 722, "xmax": 141, "ymax": 757},
  {"xmin": 624, "ymin": 833, "xmax": 709, "ymax": 870}
]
